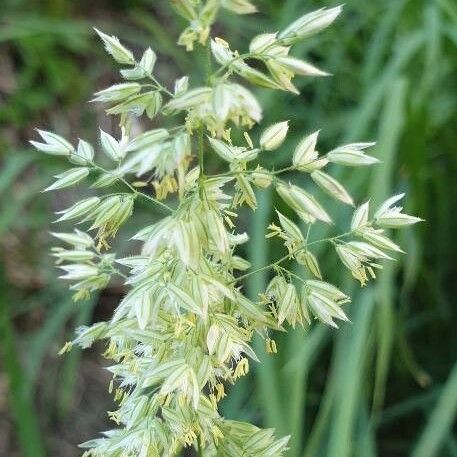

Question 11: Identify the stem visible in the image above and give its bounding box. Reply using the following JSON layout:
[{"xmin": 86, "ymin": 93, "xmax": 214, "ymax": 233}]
[
  {"xmin": 206, "ymin": 162, "xmax": 323, "ymax": 180},
  {"xmin": 134, "ymin": 57, "xmax": 174, "ymax": 96},
  {"xmin": 306, "ymin": 230, "xmax": 354, "ymax": 247},
  {"xmin": 67, "ymin": 147, "xmax": 174, "ymax": 213},
  {"xmin": 210, "ymin": 36, "xmax": 292, "ymax": 81},
  {"xmin": 120, "ymin": 176, "xmax": 173, "ymax": 212},
  {"xmin": 92, "ymin": 163, "xmax": 174, "ymax": 213},
  {"xmin": 233, "ymin": 229, "xmax": 356, "ymax": 284},
  {"xmin": 197, "ymin": 437, "xmax": 204, "ymax": 457},
  {"xmin": 196, "ymin": 40, "xmax": 213, "ymax": 198},
  {"xmin": 198, "ymin": 126, "xmax": 206, "ymax": 201},
  {"xmin": 109, "ymin": 265, "xmax": 128, "ymax": 280},
  {"xmin": 198, "ymin": 127, "xmax": 205, "ymax": 178},
  {"xmin": 277, "ymin": 265, "xmax": 308, "ymax": 285},
  {"xmin": 205, "ymin": 41, "xmax": 213, "ymax": 84},
  {"xmin": 233, "ymin": 252, "xmax": 291, "ymax": 284},
  {"xmin": 142, "ymin": 68, "xmax": 174, "ymax": 97},
  {"xmin": 211, "ymin": 52, "xmax": 252, "ymax": 79}
]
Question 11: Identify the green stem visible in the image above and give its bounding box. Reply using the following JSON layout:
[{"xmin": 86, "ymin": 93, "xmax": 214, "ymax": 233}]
[
  {"xmin": 233, "ymin": 230, "xmax": 356, "ymax": 284},
  {"xmin": 205, "ymin": 41, "xmax": 213, "ymax": 84},
  {"xmin": 196, "ymin": 39, "xmax": 212, "ymax": 198},
  {"xmin": 66, "ymin": 147, "xmax": 174, "ymax": 213},
  {"xmin": 233, "ymin": 252, "xmax": 291, "ymax": 284},
  {"xmin": 198, "ymin": 127, "xmax": 205, "ymax": 178},
  {"xmin": 108, "ymin": 265, "xmax": 128, "ymax": 280},
  {"xmin": 278, "ymin": 265, "xmax": 309, "ymax": 285},
  {"xmin": 210, "ymin": 36, "xmax": 292, "ymax": 81},
  {"xmin": 119, "ymin": 175, "xmax": 173, "ymax": 213},
  {"xmin": 210, "ymin": 52, "xmax": 252, "ymax": 79},
  {"xmin": 198, "ymin": 126, "xmax": 206, "ymax": 201},
  {"xmin": 197, "ymin": 437, "xmax": 204, "ymax": 457},
  {"xmin": 133, "ymin": 57, "xmax": 174, "ymax": 96},
  {"xmin": 90, "ymin": 162, "xmax": 174, "ymax": 213},
  {"xmin": 145, "ymin": 72, "xmax": 174, "ymax": 97},
  {"xmin": 206, "ymin": 160, "xmax": 327, "ymax": 180},
  {"xmin": 208, "ymin": 167, "xmax": 292, "ymax": 179}
]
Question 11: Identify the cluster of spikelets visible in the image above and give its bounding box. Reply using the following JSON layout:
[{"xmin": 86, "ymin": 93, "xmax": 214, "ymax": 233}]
[{"xmin": 31, "ymin": 2, "xmax": 421, "ymax": 456}]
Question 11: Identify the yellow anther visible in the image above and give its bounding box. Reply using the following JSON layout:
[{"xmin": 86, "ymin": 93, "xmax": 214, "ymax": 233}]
[{"xmin": 215, "ymin": 383, "xmax": 226, "ymax": 401}]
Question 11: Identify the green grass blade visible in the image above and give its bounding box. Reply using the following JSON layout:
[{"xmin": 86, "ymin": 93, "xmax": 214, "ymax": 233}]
[
  {"xmin": 327, "ymin": 289, "xmax": 375, "ymax": 457},
  {"xmin": 302, "ymin": 359, "xmax": 337, "ymax": 457},
  {"xmin": 344, "ymin": 31, "xmax": 423, "ymax": 141},
  {"xmin": 0, "ymin": 153, "xmax": 34, "ymax": 196},
  {"xmin": 411, "ymin": 360, "xmax": 457, "ymax": 457},
  {"xmin": 247, "ymin": 189, "xmax": 287, "ymax": 434},
  {"xmin": 0, "ymin": 265, "xmax": 47, "ymax": 457},
  {"xmin": 355, "ymin": 401, "xmax": 377, "ymax": 457},
  {"xmin": 24, "ymin": 295, "xmax": 77, "ymax": 396},
  {"xmin": 57, "ymin": 295, "xmax": 98, "ymax": 416},
  {"xmin": 362, "ymin": 0, "xmax": 407, "ymax": 84},
  {"xmin": 377, "ymin": 388, "xmax": 440, "ymax": 427},
  {"xmin": 285, "ymin": 325, "xmax": 329, "ymax": 457},
  {"xmin": 370, "ymin": 78, "xmax": 408, "ymax": 414},
  {"xmin": 446, "ymin": 434, "xmax": 457, "ymax": 456}
]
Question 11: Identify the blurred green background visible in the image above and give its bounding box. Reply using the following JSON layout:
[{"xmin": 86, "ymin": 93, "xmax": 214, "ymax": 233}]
[{"xmin": 0, "ymin": 0, "xmax": 456, "ymax": 456}]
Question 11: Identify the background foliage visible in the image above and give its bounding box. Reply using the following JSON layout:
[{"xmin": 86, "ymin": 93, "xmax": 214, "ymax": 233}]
[{"xmin": 0, "ymin": 0, "xmax": 456, "ymax": 456}]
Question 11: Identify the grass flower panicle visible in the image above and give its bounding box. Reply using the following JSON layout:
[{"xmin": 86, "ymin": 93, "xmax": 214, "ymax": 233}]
[{"xmin": 32, "ymin": 2, "xmax": 421, "ymax": 456}]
